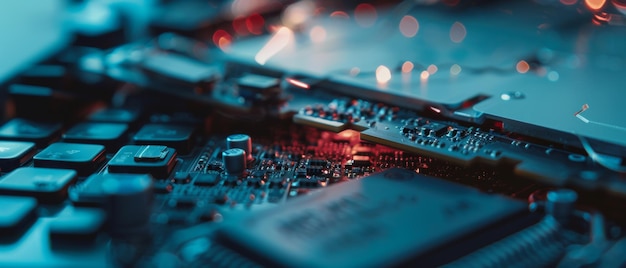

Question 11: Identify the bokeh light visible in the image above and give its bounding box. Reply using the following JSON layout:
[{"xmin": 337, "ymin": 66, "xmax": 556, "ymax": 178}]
[
  {"xmin": 399, "ymin": 15, "xmax": 419, "ymax": 38},
  {"xmin": 246, "ymin": 14, "xmax": 265, "ymax": 35},
  {"xmin": 376, "ymin": 65, "xmax": 392, "ymax": 84},
  {"xmin": 212, "ymin": 30, "xmax": 232, "ymax": 51},
  {"xmin": 309, "ymin": 26, "xmax": 327, "ymax": 43},
  {"xmin": 516, "ymin": 60, "xmax": 530, "ymax": 74},
  {"xmin": 420, "ymin": 71, "xmax": 430, "ymax": 81},
  {"xmin": 585, "ymin": 0, "xmax": 606, "ymax": 10},
  {"xmin": 450, "ymin": 64, "xmax": 462, "ymax": 75},
  {"xmin": 401, "ymin": 61, "xmax": 414, "ymax": 73},
  {"xmin": 330, "ymin": 11, "xmax": 350, "ymax": 19},
  {"xmin": 354, "ymin": 3, "xmax": 377, "ymax": 28},
  {"xmin": 427, "ymin": 64, "xmax": 438, "ymax": 75},
  {"xmin": 450, "ymin": 22, "xmax": 467, "ymax": 43}
]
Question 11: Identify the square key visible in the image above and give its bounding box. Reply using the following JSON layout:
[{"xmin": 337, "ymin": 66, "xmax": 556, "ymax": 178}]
[
  {"xmin": 0, "ymin": 141, "xmax": 36, "ymax": 172},
  {"xmin": 0, "ymin": 119, "xmax": 61, "ymax": 147},
  {"xmin": 0, "ymin": 196, "xmax": 38, "ymax": 242},
  {"xmin": 88, "ymin": 108, "xmax": 141, "ymax": 124},
  {"xmin": 108, "ymin": 145, "xmax": 177, "ymax": 179},
  {"xmin": 34, "ymin": 143, "xmax": 106, "ymax": 176},
  {"xmin": 133, "ymin": 124, "xmax": 195, "ymax": 154},
  {"xmin": 0, "ymin": 167, "xmax": 77, "ymax": 203},
  {"xmin": 63, "ymin": 122, "xmax": 128, "ymax": 149},
  {"xmin": 49, "ymin": 207, "xmax": 106, "ymax": 248}
]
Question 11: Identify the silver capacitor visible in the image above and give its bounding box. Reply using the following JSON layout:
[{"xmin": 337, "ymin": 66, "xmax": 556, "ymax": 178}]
[
  {"xmin": 222, "ymin": 148, "xmax": 246, "ymax": 175},
  {"xmin": 227, "ymin": 134, "xmax": 253, "ymax": 160}
]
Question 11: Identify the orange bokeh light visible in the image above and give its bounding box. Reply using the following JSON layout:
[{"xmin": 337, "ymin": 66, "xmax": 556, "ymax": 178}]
[
  {"xmin": 516, "ymin": 60, "xmax": 530, "ymax": 73},
  {"xmin": 585, "ymin": 0, "xmax": 606, "ymax": 10},
  {"xmin": 212, "ymin": 30, "xmax": 232, "ymax": 50},
  {"xmin": 401, "ymin": 61, "xmax": 414, "ymax": 73}
]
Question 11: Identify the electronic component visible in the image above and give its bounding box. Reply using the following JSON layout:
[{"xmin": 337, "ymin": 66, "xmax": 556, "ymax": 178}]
[
  {"xmin": 63, "ymin": 122, "xmax": 128, "ymax": 150},
  {"xmin": 0, "ymin": 141, "xmax": 36, "ymax": 171},
  {"xmin": 33, "ymin": 142, "xmax": 107, "ymax": 176},
  {"xmin": 140, "ymin": 53, "xmax": 217, "ymax": 93},
  {"xmin": 0, "ymin": 118, "xmax": 61, "ymax": 147},
  {"xmin": 49, "ymin": 207, "xmax": 106, "ymax": 248},
  {"xmin": 0, "ymin": 196, "xmax": 37, "ymax": 241},
  {"xmin": 133, "ymin": 124, "xmax": 196, "ymax": 154},
  {"xmin": 107, "ymin": 145, "xmax": 177, "ymax": 178},
  {"xmin": 236, "ymin": 74, "xmax": 281, "ymax": 102},
  {"xmin": 226, "ymin": 134, "xmax": 253, "ymax": 160},
  {"xmin": 0, "ymin": 167, "xmax": 77, "ymax": 203},
  {"xmin": 218, "ymin": 168, "xmax": 532, "ymax": 267},
  {"xmin": 222, "ymin": 148, "xmax": 246, "ymax": 175}
]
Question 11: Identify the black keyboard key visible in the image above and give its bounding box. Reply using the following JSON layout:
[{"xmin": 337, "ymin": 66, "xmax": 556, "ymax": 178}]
[
  {"xmin": 88, "ymin": 108, "xmax": 141, "ymax": 124},
  {"xmin": 0, "ymin": 141, "xmax": 36, "ymax": 172},
  {"xmin": 108, "ymin": 145, "xmax": 177, "ymax": 178},
  {"xmin": 63, "ymin": 122, "xmax": 128, "ymax": 149},
  {"xmin": 70, "ymin": 173, "xmax": 154, "ymax": 207},
  {"xmin": 133, "ymin": 124, "xmax": 195, "ymax": 154},
  {"xmin": 0, "ymin": 167, "xmax": 77, "ymax": 203},
  {"xmin": 33, "ymin": 143, "xmax": 106, "ymax": 176},
  {"xmin": 49, "ymin": 207, "xmax": 106, "ymax": 249},
  {"xmin": 0, "ymin": 119, "xmax": 61, "ymax": 147},
  {"xmin": 0, "ymin": 196, "xmax": 38, "ymax": 243}
]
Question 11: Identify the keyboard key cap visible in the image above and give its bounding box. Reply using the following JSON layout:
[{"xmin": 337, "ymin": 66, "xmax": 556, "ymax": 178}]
[
  {"xmin": 70, "ymin": 173, "xmax": 153, "ymax": 207},
  {"xmin": 0, "ymin": 167, "xmax": 77, "ymax": 203},
  {"xmin": 133, "ymin": 124, "xmax": 195, "ymax": 154},
  {"xmin": 34, "ymin": 143, "xmax": 106, "ymax": 176},
  {"xmin": 88, "ymin": 108, "xmax": 141, "ymax": 124},
  {"xmin": 108, "ymin": 145, "xmax": 177, "ymax": 178},
  {"xmin": 0, "ymin": 141, "xmax": 36, "ymax": 172},
  {"xmin": 63, "ymin": 122, "xmax": 128, "ymax": 149},
  {"xmin": 0, "ymin": 119, "xmax": 61, "ymax": 147},
  {"xmin": 0, "ymin": 196, "xmax": 38, "ymax": 243},
  {"xmin": 49, "ymin": 207, "xmax": 106, "ymax": 249}
]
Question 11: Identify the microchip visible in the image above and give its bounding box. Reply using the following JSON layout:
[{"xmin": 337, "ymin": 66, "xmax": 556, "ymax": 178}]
[
  {"xmin": 217, "ymin": 168, "xmax": 530, "ymax": 267},
  {"xmin": 351, "ymin": 155, "xmax": 371, "ymax": 166}
]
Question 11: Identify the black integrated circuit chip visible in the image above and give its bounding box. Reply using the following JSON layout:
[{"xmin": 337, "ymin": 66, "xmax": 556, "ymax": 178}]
[{"xmin": 217, "ymin": 168, "xmax": 533, "ymax": 267}]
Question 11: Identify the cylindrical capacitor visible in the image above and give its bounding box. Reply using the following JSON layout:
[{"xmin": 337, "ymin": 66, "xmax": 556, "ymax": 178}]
[
  {"xmin": 222, "ymin": 148, "xmax": 246, "ymax": 175},
  {"xmin": 100, "ymin": 173, "xmax": 153, "ymax": 235},
  {"xmin": 227, "ymin": 134, "xmax": 253, "ymax": 160},
  {"xmin": 546, "ymin": 189, "xmax": 577, "ymax": 225}
]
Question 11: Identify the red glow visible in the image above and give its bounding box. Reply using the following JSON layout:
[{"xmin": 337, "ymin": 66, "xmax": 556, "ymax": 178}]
[
  {"xmin": 212, "ymin": 30, "xmax": 232, "ymax": 50},
  {"xmin": 330, "ymin": 11, "xmax": 350, "ymax": 19},
  {"xmin": 493, "ymin": 121, "xmax": 505, "ymax": 130},
  {"xmin": 232, "ymin": 16, "xmax": 249, "ymax": 36},
  {"xmin": 246, "ymin": 14, "xmax": 265, "ymax": 35},
  {"xmin": 354, "ymin": 3, "xmax": 377, "ymax": 27},
  {"xmin": 286, "ymin": 78, "xmax": 310, "ymax": 89}
]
